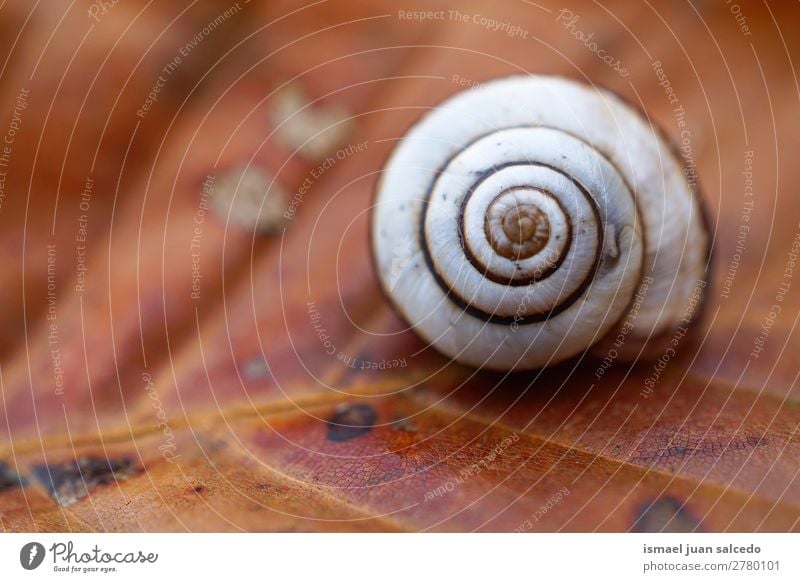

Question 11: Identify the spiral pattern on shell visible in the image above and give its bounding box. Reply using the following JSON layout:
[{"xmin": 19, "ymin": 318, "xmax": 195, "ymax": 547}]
[{"xmin": 373, "ymin": 76, "xmax": 709, "ymax": 370}]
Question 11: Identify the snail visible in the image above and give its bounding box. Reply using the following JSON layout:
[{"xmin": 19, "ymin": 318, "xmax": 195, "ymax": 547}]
[{"xmin": 371, "ymin": 76, "xmax": 711, "ymax": 371}]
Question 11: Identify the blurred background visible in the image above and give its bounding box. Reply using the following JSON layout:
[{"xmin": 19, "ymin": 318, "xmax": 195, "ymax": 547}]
[{"xmin": 0, "ymin": 0, "xmax": 798, "ymax": 532}]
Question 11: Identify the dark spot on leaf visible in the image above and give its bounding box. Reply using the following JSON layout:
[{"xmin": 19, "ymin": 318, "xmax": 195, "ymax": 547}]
[
  {"xmin": 204, "ymin": 439, "xmax": 228, "ymax": 453},
  {"xmin": 326, "ymin": 403, "xmax": 377, "ymax": 442},
  {"xmin": 252, "ymin": 481, "xmax": 279, "ymax": 494},
  {"xmin": 31, "ymin": 456, "xmax": 138, "ymax": 507},
  {"xmin": 366, "ymin": 467, "xmax": 404, "ymax": 486},
  {"xmin": 413, "ymin": 460, "xmax": 439, "ymax": 474},
  {"xmin": 391, "ymin": 416, "xmax": 418, "ymax": 433},
  {"xmin": 632, "ymin": 497, "xmax": 702, "ymax": 532},
  {"xmin": 193, "ymin": 485, "xmax": 204, "ymax": 494},
  {"xmin": 242, "ymin": 356, "xmax": 268, "ymax": 380},
  {"xmin": 0, "ymin": 461, "xmax": 25, "ymax": 491},
  {"xmin": 633, "ymin": 433, "xmax": 768, "ymax": 466}
]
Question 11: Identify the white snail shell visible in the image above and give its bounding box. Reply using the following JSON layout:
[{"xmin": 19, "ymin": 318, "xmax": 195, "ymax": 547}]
[{"xmin": 372, "ymin": 76, "xmax": 710, "ymax": 371}]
